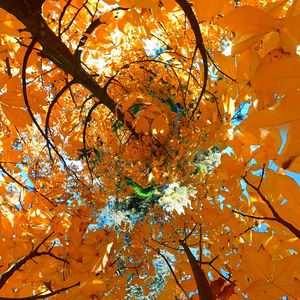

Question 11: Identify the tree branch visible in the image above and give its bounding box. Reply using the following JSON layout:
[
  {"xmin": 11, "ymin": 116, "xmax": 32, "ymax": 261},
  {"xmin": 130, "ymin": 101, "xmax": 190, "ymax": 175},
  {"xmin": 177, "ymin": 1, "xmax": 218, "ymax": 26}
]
[
  {"xmin": 243, "ymin": 176, "xmax": 300, "ymax": 239},
  {"xmin": 232, "ymin": 209, "xmax": 276, "ymax": 221},
  {"xmin": 82, "ymin": 101, "xmax": 103, "ymax": 181},
  {"xmin": 179, "ymin": 239, "xmax": 215, "ymax": 300},
  {"xmin": 146, "ymin": 244, "xmax": 190, "ymax": 300},
  {"xmin": 44, "ymin": 79, "xmax": 76, "ymax": 159},
  {"xmin": 0, "ymin": 232, "xmax": 55, "ymax": 289},
  {"xmin": 0, "ymin": 0, "xmax": 126, "ymax": 126},
  {"xmin": 0, "ymin": 282, "xmax": 80, "ymax": 300},
  {"xmin": 22, "ymin": 38, "xmax": 86, "ymax": 185},
  {"xmin": 175, "ymin": 0, "xmax": 208, "ymax": 121},
  {"xmin": 0, "ymin": 162, "xmax": 55, "ymax": 206}
]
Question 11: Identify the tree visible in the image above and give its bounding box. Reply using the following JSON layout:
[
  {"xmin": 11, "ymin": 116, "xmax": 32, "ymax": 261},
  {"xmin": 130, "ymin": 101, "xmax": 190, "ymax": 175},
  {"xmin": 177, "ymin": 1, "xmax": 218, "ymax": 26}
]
[{"xmin": 0, "ymin": 0, "xmax": 300, "ymax": 299}]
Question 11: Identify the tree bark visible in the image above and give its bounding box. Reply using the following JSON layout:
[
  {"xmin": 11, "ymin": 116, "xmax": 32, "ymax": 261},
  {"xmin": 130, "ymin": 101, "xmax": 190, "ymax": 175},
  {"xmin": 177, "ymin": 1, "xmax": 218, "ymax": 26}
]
[
  {"xmin": 0, "ymin": 0, "xmax": 123, "ymax": 120},
  {"xmin": 179, "ymin": 240, "xmax": 216, "ymax": 300}
]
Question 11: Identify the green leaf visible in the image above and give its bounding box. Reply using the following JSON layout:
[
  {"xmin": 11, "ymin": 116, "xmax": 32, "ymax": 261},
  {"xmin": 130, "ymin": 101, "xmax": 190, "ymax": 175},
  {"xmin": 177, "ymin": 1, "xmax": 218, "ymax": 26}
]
[{"xmin": 125, "ymin": 177, "xmax": 156, "ymax": 198}]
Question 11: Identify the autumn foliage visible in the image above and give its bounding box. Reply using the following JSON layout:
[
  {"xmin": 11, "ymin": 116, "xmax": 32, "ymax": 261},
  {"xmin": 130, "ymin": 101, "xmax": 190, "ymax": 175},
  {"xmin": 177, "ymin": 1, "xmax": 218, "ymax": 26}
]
[{"xmin": 1, "ymin": 0, "xmax": 300, "ymax": 299}]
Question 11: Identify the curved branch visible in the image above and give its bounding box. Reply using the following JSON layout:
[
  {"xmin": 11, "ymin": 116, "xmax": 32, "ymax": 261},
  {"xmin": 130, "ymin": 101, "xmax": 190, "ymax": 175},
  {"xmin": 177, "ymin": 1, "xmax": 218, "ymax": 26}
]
[
  {"xmin": 206, "ymin": 51, "xmax": 236, "ymax": 82},
  {"xmin": 61, "ymin": 0, "xmax": 89, "ymax": 36},
  {"xmin": 82, "ymin": 101, "xmax": 104, "ymax": 181},
  {"xmin": 22, "ymin": 39, "xmax": 85, "ymax": 185},
  {"xmin": 175, "ymin": 0, "xmax": 208, "ymax": 121},
  {"xmin": 74, "ymin": 18, "xmax": 102, "ymax": 61},
  {"xmin": 0, "ymin": 0, "xmax": 124, "ymax": 123},
  {"xmin": 44, "ymin": 79, "xmax": 76, "ymax": 151},
  {"xmin": 183, "ymin": 223, "xmax": 197, "ymax": 242},
  {"xmin": 183, "ymin": 46, "xmax": 197, "ymax": 113}
]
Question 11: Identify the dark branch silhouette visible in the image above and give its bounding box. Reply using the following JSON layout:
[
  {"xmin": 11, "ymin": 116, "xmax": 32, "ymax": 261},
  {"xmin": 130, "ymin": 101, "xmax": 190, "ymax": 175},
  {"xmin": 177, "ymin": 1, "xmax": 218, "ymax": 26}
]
[
  {"xmin": 242, "ymin": 173, "xmax": 300, "ymax": 239},
  {"xmin": 0, "ymin": 282, "xmax": 80, "ymax": 300},
  {"xmin": 175, "ymin": 0, "xmax": 208, "ymax": 121},
  {"xmin": 0, "ymin": 232, "xmax": 65, "ymax": 289}
]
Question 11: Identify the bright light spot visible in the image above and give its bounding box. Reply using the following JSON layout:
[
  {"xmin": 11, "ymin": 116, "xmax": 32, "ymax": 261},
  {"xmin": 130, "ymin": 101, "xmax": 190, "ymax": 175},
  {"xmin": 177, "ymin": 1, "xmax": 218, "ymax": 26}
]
[
  {"xmin": 296, "ymin": 45, "xmax": 300, "ymax": 56},
  {"xmin": 143, "ymin": 38, "xmax": 161, "ymax": 57},
  {"xmin": 259, "ymin": 128, "xmax": 270, "ymax": 139},
  {"xmin": 253, "ymin": 98, "xmax": 258, "ymax": 109},
  {"xmin": 158, "ymin": 183, "xmax": 196, "ymax": 214},
  {"xmin": 227, "ymin": 127, "xmax": 234, "ymax": 140},
  {"xmin": 222, "ymin": 42, "xmax": 232, "ymax": 56}
]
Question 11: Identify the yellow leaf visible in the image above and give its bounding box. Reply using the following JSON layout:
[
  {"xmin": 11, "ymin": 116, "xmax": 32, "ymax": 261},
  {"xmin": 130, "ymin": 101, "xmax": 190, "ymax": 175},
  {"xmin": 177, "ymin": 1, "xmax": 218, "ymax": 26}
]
[
  {"xmin": 78, "ymin": 244, "xmax": 97, "ymax": 264},
  {"xmin": 260, "ymin": 171, "xmax": 300, "ymax": 227},
  {"xmin": 286, "ymin": 0, "xmax": 300, "ymax": 17},
  {"xmin": 251, "ymin": 54, "xmax": 300, "ymax": 96},
  {"xmin": 239, "ymin": 95, "xmax": 300, "ymax": 131},
  {"xmin": 236, "ymin": 50, "xmax": 261, "ymax": 81},
  {"xmin": 213, "ymin": 53, "xmax": 236, "ymax": 79},
  {"xmin": 104, "ymin": 0, "xmax": 116, "ymax": 4},
  {"xmin": 101, "ymin": 242, "xmax": 113, "ymax": 272},
  {"xmin": 259, "ymin": 31, "xmax": 281, "ymax": 58},
  {"xmin": 181, "ymin": 278, "xmax": 197, "ymax": 292},
  {"xmin": 231, "ymin": 33, "xmax": 263, "ymax": 55},
  {"xmin": 0, "ymin": 77, "xmax": 25, "ymax": 107},
  {"xmin": 92, "ymin": 242, "xmax": 113, "ymax": 274},
  {"xmin": 264, "ymin": 0, "xmax": 288, "ymax": 17},
  {"xmin": 277, "ymin": 121, "xmax": 300, "ymax": 172},
  {"xmin": 69, "ymin": 260, "xmax": 92, "ymax": 273},
  {"xmin": 219, "ymin": 6, "xmax": 280, "ymax": 34},
  {"xmin": 193, "ymin": 0, "xmax": 227, "ymax": 21},
  {"xmin": 161, "ymin": 0, "xmax": 177, "ymax": 11},
  {"xmin": 100, "ymin": 12, "xmax": 113, "ymax": 23},
  {"xmin": 240, "ymin": 246, "xmax": 273, "ymax": 281},
  {"xmin": 119, "ymin": 0, "xmax": 130, "ymax": 6},
  {"xmin": 132, "ymin": 0, "xmax": 154, "ymax": 9}
]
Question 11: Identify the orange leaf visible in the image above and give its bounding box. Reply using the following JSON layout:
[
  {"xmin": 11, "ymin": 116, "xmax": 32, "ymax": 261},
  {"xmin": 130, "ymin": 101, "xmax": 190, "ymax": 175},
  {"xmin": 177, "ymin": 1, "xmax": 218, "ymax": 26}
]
[
  {"xmin": 2, "ymin": 105, "xmax": 32, "ymax": 127},
  {"xmin": 134, "ymin": 116, "xmax": 150, "ymax": 134},
  {"xmin": 151, "ymin": 114, "xmax": 169, "ymax": 136},
  {"xmin": 0, "ymin": 8, "xmax": 22, "ymax": 35},
  {"xmin": 218, "ymin": 282, "xmax": 236, "ymax": 300},
  {"xmin": 0, "ymin": 92, "xmax": 25, "ymax": 107}
]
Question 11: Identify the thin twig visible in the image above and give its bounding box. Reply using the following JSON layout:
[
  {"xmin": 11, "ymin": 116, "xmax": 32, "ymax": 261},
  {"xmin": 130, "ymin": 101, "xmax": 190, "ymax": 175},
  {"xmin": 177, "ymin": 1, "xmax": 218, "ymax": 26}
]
[
  {"xmin": 243, "ymin": 175, "xmax": 300, "ymax": 238},
  {"xmin": 0, "ymin": 232, "xmax": 55, "ymax": 289},
  {"xmin": 146, "ymin": 244, "xmax": 190, "ymax": 300},
  {"xmin": 233, "ymin": 209, "xmax": 276, "ymax": 221},
  {"xmin": 0, "ymin": 282, "xmax": 80, "ymax": 300},
  {"xmin": 58, "ymin": 0, "xmax": 72, "ymax": 37}
]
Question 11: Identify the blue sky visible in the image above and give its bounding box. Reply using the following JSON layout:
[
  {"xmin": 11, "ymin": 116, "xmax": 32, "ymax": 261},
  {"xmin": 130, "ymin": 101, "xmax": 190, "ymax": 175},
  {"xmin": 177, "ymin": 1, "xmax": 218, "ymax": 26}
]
[{"xmin": 232, "ymin": 101, "xmax": 300, "ymax": 186}]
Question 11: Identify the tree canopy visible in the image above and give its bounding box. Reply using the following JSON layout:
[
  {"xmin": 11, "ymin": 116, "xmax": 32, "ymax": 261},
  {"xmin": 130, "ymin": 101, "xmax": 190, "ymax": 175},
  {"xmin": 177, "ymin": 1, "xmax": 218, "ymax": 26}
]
[{"xmin": 0, "ymin": 0, "xmax": 300, "ymax": 299}]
